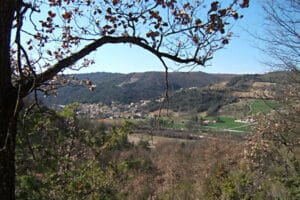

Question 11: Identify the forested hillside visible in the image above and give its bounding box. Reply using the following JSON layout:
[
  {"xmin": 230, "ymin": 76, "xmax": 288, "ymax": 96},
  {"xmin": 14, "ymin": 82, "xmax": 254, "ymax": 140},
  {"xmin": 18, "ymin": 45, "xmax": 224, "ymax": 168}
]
[
  {"xmin": 145, "ymin": 71, "xmax": 293, "ymax": 114},
  {"xmin": 40, "ymin": 71, "xmax": 237, "ymax": 105}
]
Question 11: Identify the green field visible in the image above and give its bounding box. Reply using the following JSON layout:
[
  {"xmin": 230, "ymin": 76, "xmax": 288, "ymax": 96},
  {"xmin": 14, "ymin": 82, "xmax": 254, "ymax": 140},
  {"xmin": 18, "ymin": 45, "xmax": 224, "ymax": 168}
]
[
  {"xmin": 204, "ymin": 116, "xmax": 253, "ymax": 132},
  {"xmin": 141, "ymin": 115, "xmax": 254, "ymax": 133},
  {"xmin": 202, "ymin": 99, "xmax": 279, "ymax": 132},
  {"xmin": 248, "ymin": 99, "xmax": 279, "ymax": 115}
]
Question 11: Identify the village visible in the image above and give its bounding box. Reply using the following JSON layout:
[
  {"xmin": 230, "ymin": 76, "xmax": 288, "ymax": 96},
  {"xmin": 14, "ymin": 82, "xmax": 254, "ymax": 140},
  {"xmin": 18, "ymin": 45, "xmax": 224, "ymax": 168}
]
[{"xmin": 75, "ymin": 100, "xmax": 153, "ymax": 120}]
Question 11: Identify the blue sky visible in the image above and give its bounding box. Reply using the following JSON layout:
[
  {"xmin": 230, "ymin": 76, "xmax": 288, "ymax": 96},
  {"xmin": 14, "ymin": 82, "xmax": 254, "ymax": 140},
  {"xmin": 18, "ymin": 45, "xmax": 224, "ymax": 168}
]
[{"xmin": 73, "ymin": 0, "xmax": 268, "ymax": 75}]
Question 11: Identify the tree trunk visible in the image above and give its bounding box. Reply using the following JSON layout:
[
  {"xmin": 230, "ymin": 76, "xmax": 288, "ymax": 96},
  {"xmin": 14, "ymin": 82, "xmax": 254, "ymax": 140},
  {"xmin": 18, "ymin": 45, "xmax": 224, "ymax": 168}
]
[
  {"xmin": 0, "ymin": 103, "xmax": 18, "ymax": 200},
  {"xmin": 0, "ymin": 0, "xmax": 18, "ymax": 199}
]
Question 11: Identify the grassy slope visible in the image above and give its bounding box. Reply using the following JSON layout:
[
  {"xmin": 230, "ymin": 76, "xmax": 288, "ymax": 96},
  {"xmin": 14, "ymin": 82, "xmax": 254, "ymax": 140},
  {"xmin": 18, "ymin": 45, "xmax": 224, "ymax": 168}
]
[
  {"xmin": 248, "ymin": 99, "xmax": 279, "ymax": 115},
  {"xmin": 210, "ymin": 99, "xmax": 280, "ymax": 132}
]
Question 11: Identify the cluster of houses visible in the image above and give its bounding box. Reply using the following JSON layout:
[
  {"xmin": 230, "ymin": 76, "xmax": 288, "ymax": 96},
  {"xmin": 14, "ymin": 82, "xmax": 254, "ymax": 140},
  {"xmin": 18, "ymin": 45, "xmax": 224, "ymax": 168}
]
[{"xmin": 75, "ymin": 100, "xmax": 152, "ymax": 119}]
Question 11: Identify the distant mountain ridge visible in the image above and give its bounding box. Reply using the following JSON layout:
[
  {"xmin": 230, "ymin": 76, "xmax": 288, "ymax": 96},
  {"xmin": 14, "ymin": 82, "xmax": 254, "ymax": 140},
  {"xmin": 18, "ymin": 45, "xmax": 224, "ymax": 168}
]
[{"xmin": 40, "ymin": 71, "xmax": 237, "ymax": 105}]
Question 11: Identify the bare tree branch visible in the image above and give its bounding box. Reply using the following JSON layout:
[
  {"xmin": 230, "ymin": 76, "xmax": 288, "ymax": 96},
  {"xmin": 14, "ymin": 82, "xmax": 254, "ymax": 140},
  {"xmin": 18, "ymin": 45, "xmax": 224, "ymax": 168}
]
[{"xmin": 24, "ymin": 35, "xmax": 209, "ymax": 94}]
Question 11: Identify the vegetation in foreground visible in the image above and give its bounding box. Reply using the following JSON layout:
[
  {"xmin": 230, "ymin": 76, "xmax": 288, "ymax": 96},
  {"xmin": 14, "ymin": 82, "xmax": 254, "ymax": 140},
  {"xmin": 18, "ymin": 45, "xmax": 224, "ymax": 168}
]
[{"xmin": 16, "ymin": 101, "xmax": 300, "ymax": 199}]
